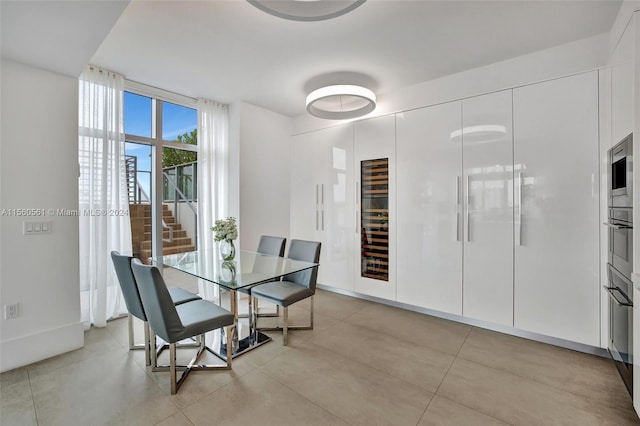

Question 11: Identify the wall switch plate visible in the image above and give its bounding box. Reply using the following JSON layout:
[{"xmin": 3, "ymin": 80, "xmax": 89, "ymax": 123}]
[
  {"xmin": 23, "ymin": 221, "xmax": 52, "ymax": 235},
  {"xmin": 4, "ymin": 303, "xmax": 18, "ymax": 320}
]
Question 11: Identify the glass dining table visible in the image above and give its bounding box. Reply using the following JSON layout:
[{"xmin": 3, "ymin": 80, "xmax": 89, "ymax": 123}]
[{"xmin": 152, "ymin": 249, "xmax": 318, "ymax": 359}]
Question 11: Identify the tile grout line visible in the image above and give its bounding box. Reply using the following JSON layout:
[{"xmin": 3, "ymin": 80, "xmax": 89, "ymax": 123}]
[
  {"xmin": 248, "ymin": 367, "xmax": 355, "ymax": 426},
  {"xmin": 26, "ymin": 368, "xmax": 40, "ymax": 426},
  {"xmin": 452, "ymin": 335, "xmax": 634, "ymax": 411},
  {"xmin": 435, "ymin": 394, "xmax": 517, "ymax": 426},
  {"xmin": 430, "ymin": 327, "xmax": 518, "ymax": 426},
  {"xmin": 414, "ymin": 326, "xmax": 473, "ymax": 424},
  {"xmin": 305, "ymin": 324, "xmax": 455, "ymax": 394},
  {"xmin": 433, "ymin": 325, "xmax": 473, "ymax": 394}
]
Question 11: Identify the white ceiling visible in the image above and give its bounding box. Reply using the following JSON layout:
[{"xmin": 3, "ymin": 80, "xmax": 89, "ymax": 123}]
[
  {"xmin": 2, "ymin": 1, "xmax": 622, "ymax": 118},
  {"xmin": 0, "ymin": 0, "xmax": 129, "ymax": 78}
]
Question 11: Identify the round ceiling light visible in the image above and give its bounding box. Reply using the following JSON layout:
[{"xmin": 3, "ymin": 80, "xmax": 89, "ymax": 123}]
[
  {"xmin": 306, "ymin": 85, "xmax": 376, "ymax": 120},
  {"xmin": 248, "ymin": 0, "xmax": 366, "ymax": 22}
]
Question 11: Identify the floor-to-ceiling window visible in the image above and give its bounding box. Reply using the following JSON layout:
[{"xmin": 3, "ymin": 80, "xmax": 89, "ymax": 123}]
[{"xmin": 123, "ymin": 86, "xmax": 198, "ymax": 262}]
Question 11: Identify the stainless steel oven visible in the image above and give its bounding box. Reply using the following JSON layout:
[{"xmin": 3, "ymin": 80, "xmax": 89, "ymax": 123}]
[
  {"xmin": 607, "ymin": 207, "xmax": 633, "ymax": 279},
  {"xmin": 606, "ymin": 132, "xmax": 634, "ymax": 398},
  {"xmin": 605, "ymin": 264, "xmax": 634, "ymax": 396},
  {"xmin": 609, "ymin": 133, "xmax": 633, "ymax": 208}
]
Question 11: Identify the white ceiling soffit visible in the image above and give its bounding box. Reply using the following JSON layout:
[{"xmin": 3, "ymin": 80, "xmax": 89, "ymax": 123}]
[
  {"xmin": 0, "ymin": 0, "xmax": 130, "ymax": 78},
  {"xmin": 90, "ymin": 0, "xmax": 621, "ymax": 117}
]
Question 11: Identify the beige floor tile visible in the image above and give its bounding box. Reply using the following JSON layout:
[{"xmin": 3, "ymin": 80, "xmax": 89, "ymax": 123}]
[
  {"xmin": 256, "ymin": 304, "xmax": 342, "ymax": 347},
  {"xmin": 438, "ymin": 358, "xmax": 640, "ymax": 426},
  {"xmin": 458, "ymin": 327, "xmax": 633, "ymax": 410},
  {"xmin": 310, "ymin": 321, "xmax": 454, "ymax": 392},
  {"xmin": 26, "ymin": 326, "xmax": 125, "ymax": 380},
  {"xmin": 0, "ymin": 367, "xmax": 29, "ymax": 389},
  {"xmin": 419, "ymin": 395, "xmax": 511, "ymax": 426},
  {"xmin": 154, "ymin": 411, "xmax": 195, "ymax": 426},
  {"xmin": 0, "ymin": 371, "xmax": 38, "ymax": 426},
  {"xmin": 311, "ymin": 289, "xmax": 373, "ymax": 320},
  {"xmin": 345, "ymin": 301, "xmax": 471, "ymax": 355},
  {"xmin": 29, "ymin": 350, "xmax": 179, "ymax": 426},
  {"xmin": 182, "ymin": 370, "xmax": 348, "ymax": 426},
  {"xmin": 259, "ymin": 341, "xmax": 433, "ymax": 425}
]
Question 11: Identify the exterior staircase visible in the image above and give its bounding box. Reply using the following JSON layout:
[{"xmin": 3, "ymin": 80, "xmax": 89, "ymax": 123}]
[{"xmin": 131, "ymin": 204, "xmax": 195, "ymax": 263}]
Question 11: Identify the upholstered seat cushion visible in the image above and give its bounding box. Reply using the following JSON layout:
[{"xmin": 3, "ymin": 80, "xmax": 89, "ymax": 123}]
[
  {"xmin": 168, "ymin": 288, "xmax": 201, "ymax": 305},
  {"xmin": 250, "ymin": 280, "xmax": 313, "ymax": 307},
  {"xmin": 173, "ymin": 300, "xmax": 235, "ymax": 342}
]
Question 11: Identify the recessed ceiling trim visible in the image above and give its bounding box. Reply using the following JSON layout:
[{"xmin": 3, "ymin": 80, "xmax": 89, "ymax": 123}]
[{"xmin": 247, "ymin": 0, "xmax": 366, "ymax": 22}]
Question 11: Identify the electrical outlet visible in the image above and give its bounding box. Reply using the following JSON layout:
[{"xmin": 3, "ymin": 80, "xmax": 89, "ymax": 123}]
[{"xmin": 4, "ymin": 303, "xmax": 18, "ymax": 320}]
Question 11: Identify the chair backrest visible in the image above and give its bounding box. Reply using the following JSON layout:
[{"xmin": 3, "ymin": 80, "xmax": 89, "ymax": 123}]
[
  {"xmin": 130, "ymin": 259, "xmax": 185, "ymax": 343},
  {"xmin": 257, "ymin": 235, "xmax": 286, "ymax": 257},
  {"xmin": 282, "ymin": 239, "xmax": 321, "ymax": 291},
  {"xmin": 111, "ymin": 251, "xmax": 147, "ymax": 321}
]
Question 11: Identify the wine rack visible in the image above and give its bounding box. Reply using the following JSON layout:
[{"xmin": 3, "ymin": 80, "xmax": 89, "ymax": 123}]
[{"xmin": 360, "ymin": 158, "xmax": 389, "ymax": 281}]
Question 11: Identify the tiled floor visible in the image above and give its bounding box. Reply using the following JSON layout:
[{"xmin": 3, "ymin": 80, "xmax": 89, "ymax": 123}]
[{"xmin": 2, "ymin": 279, "xmax": 639, "ymax": 425}]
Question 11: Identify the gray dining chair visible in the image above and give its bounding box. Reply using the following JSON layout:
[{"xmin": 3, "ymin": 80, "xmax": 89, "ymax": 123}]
[
  {"xmin": 131, "ymin": 259, "xmax": 235, "ymax": 395},
  {"xmin": 110, "ymin": 251, "xmax": 201, "ymax": 367},
  {"xmin": 252, "ymin": 239, "xmax": 321, "ymax": 345},
  {"xmin": 247, "ymin": 236, "xmax": 286, "ymax": 319}
]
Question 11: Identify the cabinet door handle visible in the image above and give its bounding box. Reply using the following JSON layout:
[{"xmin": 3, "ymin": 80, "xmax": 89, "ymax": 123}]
[
  {"xmin": 315, "ymin": 184, "xmax": 319, "ymax": 231},
  {"xmin": 604, "ymin": 286, "xmax": 633, "ymax": 307},
  {"xmin": 455, "ymin": 176, "xmax": 460, "ymax": 241},
  {"xmin": 355, "ymin": 181, "xmax": 359, "ymax": 234},
  {"xmin": 517, "ymin": 173, "xmax": 523, "ymax": 246},
  {"xmin": 320, "ymin": 184, "xmax": 325, "ymax": 231},
  {"xmin": 465, "ymin": 175, "xmax": 470, "ymax": 242},
  {"xmin": 603, "ymin": 222, "xmax": 633, "ymax": 230}
]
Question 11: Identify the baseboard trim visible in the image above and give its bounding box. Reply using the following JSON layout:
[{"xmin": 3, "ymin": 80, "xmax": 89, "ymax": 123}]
[
  {"xmin": 0, "ymin": 321, "xmax": 84, "ymax": 372},
  {"xmin": 317, "ymin": 284, "xmax": 609, "ymax": 358}
]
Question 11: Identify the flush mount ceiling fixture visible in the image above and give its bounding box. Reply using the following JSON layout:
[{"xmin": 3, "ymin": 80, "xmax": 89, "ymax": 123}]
[
  {"xmin": 306, "ymin": 85, "xmax": 376, "ymax": 119},
  {"xmin": 247, "ymin": 0, "xmax": 366, "ymax": 22}
]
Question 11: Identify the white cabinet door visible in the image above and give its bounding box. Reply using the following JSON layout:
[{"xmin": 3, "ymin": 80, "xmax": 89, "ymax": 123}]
[
  {"xmin": 462, "ymin": 90, "xmax": 514, "ymax": 326},
  {"xmin": 611, "ymin": 20, "xmax": 634, "ymax": 145},
  {"xmin": 291, "ymin": 134, "xmax": 323, "ymax": 244},
  {"xmin": 396, "ymin": 101, "xmax": 463, "ymax": 315},
  {"xmin": 354, "ymin": 115, "xmax": 396, "ymax": 300},
  {"xmin": 291, "ymin": 125, "xmax": 355, "ymax": 291},
  {"xmin": 513, "ymin": 71, "xmax": 600, "ymax": 346}
]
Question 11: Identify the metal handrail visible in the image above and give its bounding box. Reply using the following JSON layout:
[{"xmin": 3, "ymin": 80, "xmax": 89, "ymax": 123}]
[{"xmin": 163, "ymin": 171, "xmax": 198, "ymax": 248}]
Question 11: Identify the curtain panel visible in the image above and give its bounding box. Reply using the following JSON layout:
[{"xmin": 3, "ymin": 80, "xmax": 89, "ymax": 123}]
[
  {"xmin": 78, "ymin": 66, "xmax": 132, "ymax": 328},
  {"xmin": 197, "ymin": 99, "xmax": 229, "ymax": 299}
]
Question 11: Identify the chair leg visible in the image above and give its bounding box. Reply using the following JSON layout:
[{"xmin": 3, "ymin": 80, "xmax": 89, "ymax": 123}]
[
  {"xmin": 128, "ymin": 314, "xmax": 152, "ymax": 366},
  {"xmin": 128, "ymin": 313, "xmax": 135, "ymax": 350},
  {"xmin": 170, "ymin": 342, "xmax": 177, "ymax": 395},
  {"xmin": 150, "ymin": 328, "xmax": 158, "ymax": 368},
  {"xmin": 283, "ymin": 307, "xmax": 288, "ymax": 346},
  {"xmin": 309, "ymin": 296, "xmax": 314, "ymax": 329},
  {"xmin": 143, "ymin": 321, "xmax": 151, "ymax": 366}
]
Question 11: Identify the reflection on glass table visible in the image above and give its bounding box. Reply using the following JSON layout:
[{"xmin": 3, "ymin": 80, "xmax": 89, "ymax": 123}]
[{"xmin": 152, "ymin": 249, "xmax": 318, "ymax": 359}]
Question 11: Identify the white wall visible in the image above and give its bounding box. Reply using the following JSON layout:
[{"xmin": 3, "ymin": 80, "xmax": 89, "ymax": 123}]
[
  {"xmin": 232, "ymin": 102, "xmax": 291, "ymax": 251},
  {"xmin": 0, "ymin": 60, "xmax": 83, "ymax": 372},
  {"xmin": 293, "ymin": 32, "xmax": 610, "ymax": 135}
]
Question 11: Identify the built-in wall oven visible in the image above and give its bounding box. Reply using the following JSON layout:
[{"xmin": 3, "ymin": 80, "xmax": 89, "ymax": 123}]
[
  {"xmin": 608, "ymin": 207, "xmax": 633, "ymax": 279},
  {"xmin": 606, "ymin": 264, "xmax": 634, "ymax": 395},
  {"xmin": 606, "ymin": 133, "xmax": 634, "ymax": 397}
]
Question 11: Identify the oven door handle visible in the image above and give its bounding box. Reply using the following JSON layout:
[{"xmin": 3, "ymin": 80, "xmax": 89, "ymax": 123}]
[
  {"xmin": 603, "ymin": 286, "xmax": 633, "ymax": 307},
  {"xmin": 603, "ymin": 222, "xmax": 633, "ymax": 230}
]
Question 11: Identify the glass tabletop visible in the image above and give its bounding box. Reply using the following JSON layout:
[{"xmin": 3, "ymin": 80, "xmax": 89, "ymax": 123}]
[{"xmin": 152, "ymin": 249, "xmax": 318, "ymax": 290}]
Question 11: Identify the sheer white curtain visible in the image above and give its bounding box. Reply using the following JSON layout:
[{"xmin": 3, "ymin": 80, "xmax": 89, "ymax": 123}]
[
  {"xmin": 197, "ymin": 99, "xmax": 229, "ymax": 299},
  {"xmin": 78, "ymin": 66, "xmax": 132, "ymax": 328}
]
